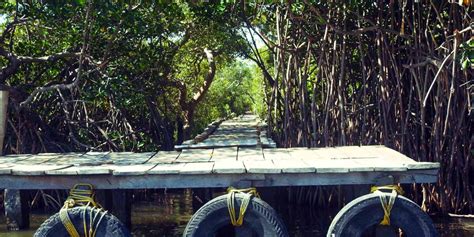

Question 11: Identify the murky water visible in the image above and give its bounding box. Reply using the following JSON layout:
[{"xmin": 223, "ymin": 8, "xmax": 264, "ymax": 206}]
[{"xmin": 0, "ymin": 189, "xmax": 472, "ymax": 236}]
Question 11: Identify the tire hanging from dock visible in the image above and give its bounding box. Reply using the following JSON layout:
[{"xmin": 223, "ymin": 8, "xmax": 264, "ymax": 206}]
[
  {"xmin": 326, "ymin": 193, "xmax": 437, "ymax": 237},
  {"xmin": 183, "ymin": 193, "xmax": 289, "ymax": 237},
  {"xmin": 35, "ymin": 184, "xmax": 131, "ymax": 237},
  {"xmin": 34, "ymin": 206, "xmax": 131, "ymax": 237}
]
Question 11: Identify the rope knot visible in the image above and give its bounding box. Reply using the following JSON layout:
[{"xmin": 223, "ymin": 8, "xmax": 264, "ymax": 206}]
[
  {"xmin": 371, "ymin": 185, "xmax": 404, "ymax": 226},
  {"xmin": 226, "ymin": 187, "xmax": 259, "ymax": 227}
]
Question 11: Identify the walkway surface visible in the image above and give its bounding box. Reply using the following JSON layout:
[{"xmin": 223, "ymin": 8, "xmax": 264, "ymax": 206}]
[
  {"xmin": 175, "ymin": 114, "xmax": 276, "ymax": 149},
  {"xmin": 0, "ymin": 114, "xmax": 439, "ymax": 190}
]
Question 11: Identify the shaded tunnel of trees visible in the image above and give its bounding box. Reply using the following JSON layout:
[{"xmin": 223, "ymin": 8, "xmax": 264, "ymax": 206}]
[{"xmin": 0, "ymin": 1, "xmax": 472, "ymax": 214}]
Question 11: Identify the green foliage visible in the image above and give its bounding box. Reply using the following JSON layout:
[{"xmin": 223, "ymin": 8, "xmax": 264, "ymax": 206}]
[
  {"xmin": 1, "ymin": 1, "xmax": 261, "ymax": 152},
  {"xmin": 193, "ymin": 60, "xmax": 264, "ymax": 134},
  {"xmin": 460, "ymin": 38, "xmax": 474, "ymax": 70}
]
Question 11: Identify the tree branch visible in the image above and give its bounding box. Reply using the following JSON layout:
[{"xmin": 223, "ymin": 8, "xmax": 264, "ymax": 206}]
[
  {"xmin": 19, "ymin": 0, "xmax": 93, "ymax": 108},
  {"xmin": 191, "ymin": 48, "xmax": 216, "ymax": 105}
]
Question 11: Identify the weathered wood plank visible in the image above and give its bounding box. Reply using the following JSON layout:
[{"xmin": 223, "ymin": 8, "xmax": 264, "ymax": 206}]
[
  {"xmin": 213, "ymin": 160, "xmax": 246, "ymax": 174},
  {"xmin": 363, "ymin": 146, "xmax": 417, "ymax": 163},
  {"xmin": 0, "ymin": 155, "xmax": 33, "ymax": 165},
  {"xmin": 12, "ymin": 164, "xmax": 72, "ymax": 175},
  {"xmin": 180, "ymin": 162, "xmax": 214, "ymax": 174},
  {"xmin": 41, "ymin": 153, "xmax": 85, "ymax": 165},
  {"xmin": 272, "ymin": 159, "xmax": 315, "ymax": 173},
  {"xmin": 0, "ymin": 169, "xmax": 439, "ymax": 190},
  {"xmin": 105, "ymin": 152, "xmax": 156, "ymax": 164},
  {"xmin": 335, "ymin": 146, "xmax": 378, "ymax": 158},
  {"xmin": 211, "ymin": 147, "xmax": 238, "ymax": 161},
  {"xmin": 303, "ymin": 159, "xmax": 352, "ymax": 173},
  {"xmin": 262, "ymin": 149, "xmax": 292, "ymax": 160},
  {"xmin": 45, "ymin": 165, "xmax": 112, "ymax": 175},
  {"xmin": 287, "ymin": 148, "xmax": 323, "ymax": 160},
  {"xmin": 148, "ymin": 163, "xmax": 186, "ymax": 174},
  {"xmin": 146, "ymin": 151, "xmax": 180, "ymax": 164},
  {"xmin": 0, "ymin": 165, "xmax": 11, "ymax": 174},
  {"xmin": 176, "ymin": 139, "xmax": 259, "ymax": 149},
  {"xmin": 351, "ymin": 158, "xmax": 408, "ymax": 172},
  {"xmin": 406, "ymin": 162, "xmax": 441, "ymax": 170},
  {"xmin": 244, "ymin": 160, "xmax": 281, "ymax": 173},
  {"xmin": 112, "ymin": 164, "xmax": 157, "ymax": 175},
  {"xmin": 176, "ymin": 149, "xmax": 212, "ymax": 163},
  {"xmin": 238, "ymin": 148, "xmax": 264, "ymax": 161}
]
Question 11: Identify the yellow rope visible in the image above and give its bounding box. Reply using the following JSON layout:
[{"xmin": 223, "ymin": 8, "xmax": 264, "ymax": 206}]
[
  {"xmin": 60, "ymin": 183, "xmax": 107, "ymax": 237},
  {"xmin": 226, "ymin": 187, "xmax": 260, "ymax": 227},
  {"xmin": 60, "ymin": 206, "xmax": 80, "ymax": 237},
  {"xmin": 371, "ymin": 185, "xmax": 404, "ymax": 226}
]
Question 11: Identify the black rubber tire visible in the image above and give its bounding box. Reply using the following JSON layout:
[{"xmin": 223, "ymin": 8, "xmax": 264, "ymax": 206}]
[
  {"xmin": 183, "ymin": 193, "xmax": 289, "ymax": 237},
  {"xmin": 34, "ymin": 206, "xmax": 131, "ymax": 237},
  {"xmin": 326, "ymin": 193, "xmax": 437, "ymax": 237}
]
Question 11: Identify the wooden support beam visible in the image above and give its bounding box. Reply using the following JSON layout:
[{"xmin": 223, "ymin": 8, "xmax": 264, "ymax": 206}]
[
  {"xmin": 0, "ymin": 90, "xmax": 8, "ymax": 155},
  {"xmin": 4, "ymin": 189, "xmax": 29, "ymax": 230},
  {"xmin": 110, "ymin": 189, "xmax": 131, "ymax": 229}
]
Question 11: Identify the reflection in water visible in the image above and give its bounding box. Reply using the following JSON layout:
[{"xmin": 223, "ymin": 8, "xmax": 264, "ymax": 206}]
[{"xmin": 0, "ymin": 189, "xmax": 473, "ymax": 236}]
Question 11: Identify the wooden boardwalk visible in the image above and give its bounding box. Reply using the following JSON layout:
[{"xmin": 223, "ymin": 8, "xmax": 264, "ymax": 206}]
[
  {"xmin": 0, "ymin": 114, "xmax": 439, "ymax": 190},
  {"xmin": 175, "ymin": 114, "xmax": 276, "ymax": 149}
]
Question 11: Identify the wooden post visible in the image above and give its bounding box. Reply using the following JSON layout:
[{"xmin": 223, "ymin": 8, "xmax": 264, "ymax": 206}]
[
  {"xmin": 0, "ymin": 89, "xmax": 8, "ymax": 155},
  {"xmin": 110, "ymin": 189, "xmax": 131, "ymax": 229},
  {"xmin": 4, "ymin": 189, "xmax": 30, "ymax": 230}
]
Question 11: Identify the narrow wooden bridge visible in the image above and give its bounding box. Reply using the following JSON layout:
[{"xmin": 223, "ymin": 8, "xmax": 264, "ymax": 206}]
[{"xmin": 0, "ymin": 114, "xmax": 439, "ymax": 231}]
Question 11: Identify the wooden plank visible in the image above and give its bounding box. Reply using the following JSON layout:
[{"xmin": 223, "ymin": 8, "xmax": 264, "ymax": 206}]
[
  {"xmin": 148, "ymin": 163, "xmax": 186, "ymax": 174},
  {"xmin": 45, "ymin": 165, "xmax": 112, "ymax": 175},
  {"xmin": 406, "ymin": 162, "xmax": 440, "ymax": 170},
  {"xmin": 352, "ymin": 158, "xmax": 407, "ymax": 172},
  {"xmin": 0, "ymin": 166, "xmax": 11, "ymax": 174},
  {"xmin": 146, "ymin": 151, "xmax": 180, "ymax": 164},
  {"xmin": 18, "ymin": 153, "xmax": 79, "ymax": 165},
  {"xmin": 303, "ymin": 159, "xmax": 352, "ymax": 173},
  {"xmin": 180, "ymin": 162, "xmax": 214, "ymax": 174},
  {"xmin": 58, "ymin": 151, "xmax": 111, "ymax": 166},
  {"xmin": 0, "ymin": 169, "xmax": 439, "ymax": 190},
  {"xmin": 263, "ymin": 149, "xmax": 292, "ymax": 160},
  {"xmin": 12, "ymin": 164, "xmax": 72, "ymax": 175},
  {"xmin": 0, "ymin": 155, "xmax": 33, "ymax": 165},
  {"xmin": 81, "ymin": 151, "xmax": 110, "ymax": 158},
  {"xmin": 244, "ymin": 160, "xmax": 281, "ymax": 173},
  {"xmin": 176, "ymin": 149, "xmax": 212, "ymax": 163},
  {"xmin": 287, "ymin": 148, "xmax": 323, "ymax": 160},
  {"xmin": 238, "ymin": 148, "xmax": 264, "ymax": 161},
  {"xmin": 178, "ymin": 138, "xmax": 259, "ymax": 149},
  {"xmin": 210, "ymin": 134, "xmax": 258, "ymax": 139},
  {"xmin": 363, "ymin": 146, "xmax": 417, "ymax": 163},
  {"xmin": 336, "ymin": 146, "xmax": 378, "ymax": 158},
  {"xmin": 105, "ymin": 152, "xmax": 156, "ymax": 164},
  {"xmin": 213, "ymin": 160, "xmax": 246, "ymax": 174},
  {"xmin": 112, "ymin": 164, "xmax": 156, "ymax": 175},
  {"xmin": 45, "ymin": 153, "xmax": 87, "ymax": 165},
  {"xmin": 211, "ymin": 147, "xmax": 238, "ymax": 161},
  {"xmin": 272, "ymin": 159, "xmax": 315, "ymax": 173},
  {"xmin": 313, "ymin": 147, "xmax": 350, "ymax": 159}
]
